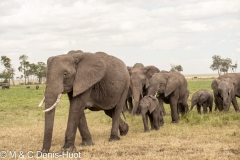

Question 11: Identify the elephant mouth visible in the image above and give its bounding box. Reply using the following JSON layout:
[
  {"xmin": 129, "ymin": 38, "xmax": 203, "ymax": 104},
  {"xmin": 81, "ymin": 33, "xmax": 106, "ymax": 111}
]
[
  {"xmin": 63, "ymin": 86, "xmax": 73, "ymax": 93},
  {"xmin": 217, "ymin": 93, "xmax": 223, "ymax": 102}
]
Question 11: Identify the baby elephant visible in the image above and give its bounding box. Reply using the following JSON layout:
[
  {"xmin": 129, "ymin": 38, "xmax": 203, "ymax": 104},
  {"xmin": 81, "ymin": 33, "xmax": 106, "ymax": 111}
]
[
  {"xmin": 139, "ymin": 95, "xmax": 164, "ymax": 132},
  {"xmin": 190, "ymin": 90, "xmax": 213, "ymax": 114}
]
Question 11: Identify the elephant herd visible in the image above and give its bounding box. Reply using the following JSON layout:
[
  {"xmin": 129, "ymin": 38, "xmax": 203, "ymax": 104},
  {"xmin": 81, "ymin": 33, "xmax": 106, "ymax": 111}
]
[
  {"xmin": 127, "ymin": 63, "xmax": 240, "ymax": 133},
  {"xmin": 38, "ymin": 51, "xmax": 240, "ymax": 153}
]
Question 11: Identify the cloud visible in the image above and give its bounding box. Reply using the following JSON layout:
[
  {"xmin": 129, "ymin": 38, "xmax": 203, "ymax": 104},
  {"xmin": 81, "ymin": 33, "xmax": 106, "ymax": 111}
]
[
  {"xmin": 181, "ymin": 21, "xmax": 215, "ymax": 32},
  {"xmin": 236, "ymin": 48, "xmax": 240, "ymax": 52},
  {"xmin": 0, "ymin": 0, "xmax": 239, "ymax": 75},
  {"xmin": 184, "ymin": 45, "xmax": 200, "ymax": 51},
  {"xmin": 176, "ymin": 0, "xmax": 240, "ymax": 20}
]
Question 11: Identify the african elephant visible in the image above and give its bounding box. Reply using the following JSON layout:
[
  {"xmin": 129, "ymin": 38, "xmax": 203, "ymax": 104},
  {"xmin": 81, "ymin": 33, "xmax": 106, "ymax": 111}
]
[
  {"xmin": 147, "ymin": 70, "xmax": 189, "ymax": 123},
  {"xmin": 190, "ymin": 90, "xmax": 213, "ymax": 114},
  {"xmin": 39, "ymin": 50, "xmax": 130, "ymax": 152},
  {"xmin": 139, "ymin": 95, "xmax": 164, "ymax": 132},
  {"xmin": 127, "ymin": 64, "xmax": 160, "ymax": 115},
  {"xmin": 211, "ymin": 73, "xmax": 240, "ymax": 112}
]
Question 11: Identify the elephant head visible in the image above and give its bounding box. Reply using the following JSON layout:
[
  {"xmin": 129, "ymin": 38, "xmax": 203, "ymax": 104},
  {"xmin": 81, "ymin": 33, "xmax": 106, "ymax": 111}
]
[
  {"xmin": 128, "ymin": 65, "xmax": 160, "ymax": 115},
  {"xmin": 191, "ymin": 91, "xmax": 206, "ymax": 108},
  {"xmin": 148, "ymin": 71, "xmax": 180, "ymax": 97},
  {"xmin": 39, "ymin": 50, "xmax": 107, "ymax": 152},
  {"xmin": 211, "ymin": 78, "xmax": 234, "ymax": 112},
  {"xmin": 140, "ymin": 95, "xmax": 159, "ymax": 114}
]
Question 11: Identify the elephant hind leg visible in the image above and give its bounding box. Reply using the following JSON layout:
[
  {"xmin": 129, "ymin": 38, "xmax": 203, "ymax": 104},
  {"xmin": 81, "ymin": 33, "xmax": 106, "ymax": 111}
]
[
  {"xmin": 202, "ymin": 103, "xmax": 208, "ymax": 114},
  {"xmin": 104, "ymin": 110, "xmax": 129, "ymax": 136}
]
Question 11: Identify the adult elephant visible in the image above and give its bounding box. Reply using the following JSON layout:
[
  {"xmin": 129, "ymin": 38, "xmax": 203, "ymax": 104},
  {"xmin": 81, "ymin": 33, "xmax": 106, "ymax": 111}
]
[
  {"xmin": 147, "ymin": 70, "xmax": 189, "ymax": 123},
  {"xmin": 190, "ymin": 90, "xmax": 213, "ymax": 114},
  {"xmin": 127, "ymin": 64, "xmax": 160, "ymax": 115},
  {"xmin": 39, "ymin": 50, "xmax": 130, "ymax": 152},
  {"xmin": 211, "ymin": 73, "xmax": 240, "ymax": 112}
]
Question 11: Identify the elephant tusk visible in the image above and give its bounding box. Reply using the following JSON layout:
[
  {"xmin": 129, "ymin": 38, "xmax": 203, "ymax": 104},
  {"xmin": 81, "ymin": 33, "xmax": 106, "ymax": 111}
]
[
  {"xmin": 154, "ymin": 92, "xmax": 158, "ymax": 97},
  {"xmin": 38, "ymin": 97, "xmax": 45, "ymax": 107},
  {"xmin": 43, "ymin": 94, "xmax": 62, "ymax": 112},
  {"xmin": 218, "ymin": 97, "xmax": 223, "ymax": 102}
]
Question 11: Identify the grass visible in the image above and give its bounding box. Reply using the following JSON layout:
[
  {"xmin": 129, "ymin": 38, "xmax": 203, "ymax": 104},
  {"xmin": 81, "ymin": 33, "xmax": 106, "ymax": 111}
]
[{"xmin": 0, "ymin": 80, "xmax": 240, "ymax": 160}]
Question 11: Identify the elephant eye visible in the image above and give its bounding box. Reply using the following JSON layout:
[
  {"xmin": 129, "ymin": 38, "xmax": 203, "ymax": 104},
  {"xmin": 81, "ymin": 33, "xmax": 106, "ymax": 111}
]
[{"xmin": 63, "ymin": 71, "xmax": 67, "ymax": 77}]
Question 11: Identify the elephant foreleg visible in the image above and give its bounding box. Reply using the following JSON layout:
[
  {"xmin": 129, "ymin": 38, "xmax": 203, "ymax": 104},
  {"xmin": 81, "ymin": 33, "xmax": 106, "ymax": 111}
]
[
  {"xmin": 78, "ymin": 112, "xmax": 94, "ymax": 146},
  {"xmin": 62, "ymin": 97, "xmax": 82, "ymax": 151},
  {"xmin": 197, "ymin": 104, "xmax": 201, "ymax": 114},
  {"xmin": 232, "ymin": 97, "xmax": 240, "ymax": 112},
  {"xmin": 170, "ymin": 96, "xmax": 179, "ymax": 123},
  {"xmin": 149, "ymin": 113, "xmax": 154, "ymax": 130},
  {"xmin": 159, "ymin": 111, "xmax": 164, "ymax": 126},
  {"xmin": 141, "ymin": 112, "xmax": 149, "ymax": 132},
  {"xmin": 152, "ymin": 112, "xmax": 160, "ymax": 130}
]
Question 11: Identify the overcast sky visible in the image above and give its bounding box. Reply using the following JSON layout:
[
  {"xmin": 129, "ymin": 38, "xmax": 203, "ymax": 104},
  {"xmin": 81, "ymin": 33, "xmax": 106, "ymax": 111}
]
[{"xmin": 0, "ymin": 0, "xmax": 240, "ymax": 77}]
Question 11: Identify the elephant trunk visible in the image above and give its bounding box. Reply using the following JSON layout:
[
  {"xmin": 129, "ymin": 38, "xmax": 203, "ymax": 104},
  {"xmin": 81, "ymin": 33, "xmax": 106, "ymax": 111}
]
[
  {"xmin": 223, "ymin": 97, "xmax": 230, "ymax": 112},
  {"xmin": 42, "ymin": 86, "xmax": 63, "ymax": 152},
  {"xmin": 190, "ymin": 99, "xmax": 197, "ymax": 110},
  {"xmin": 131, "ymin": 86, "xmax": 142, "ymax": 115},
  {"xmin": 147, "ymin": 85, "xmax": 157, "ymax": 96}
]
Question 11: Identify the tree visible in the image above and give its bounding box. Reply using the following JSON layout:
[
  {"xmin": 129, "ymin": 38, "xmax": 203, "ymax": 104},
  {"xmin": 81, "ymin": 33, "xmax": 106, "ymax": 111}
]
[
  {"xmin": 210, "ymin": 55, "xmax": 238, "ymax": 75},
  {"xmin": 0, "ymin": 70, "xmax": 9, "ymax": 83},
  {"xmin": 18, "ymin": 55, "xmax": 29, "ymax": 85},
  {"xmin": 230, "ymin": 62, "xmax": 238, "ymax": 73},
  {"xmin": 35, "ymin": 62, "xmax": 46, "ymax": 84},
  {"xmin": 171, "ymin": 64, "xmax": 183, "ymax": 72},
  {"xmin": 220, "ymin": 58, "xmax": 232, "ymax": 74},
  {"xmin": 0, "ymin": 56, "xmax": 15, "ymax": 85},
  {"xmin": 210, "ymin": 55, "xmax": 222, "ymax": 75}
]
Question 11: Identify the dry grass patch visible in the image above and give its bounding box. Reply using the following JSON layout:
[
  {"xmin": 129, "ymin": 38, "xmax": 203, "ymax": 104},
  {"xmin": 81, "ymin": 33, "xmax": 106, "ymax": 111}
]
[{"xmin": 1, "ymin": 82, "xmax": 240, "ymax": 159}]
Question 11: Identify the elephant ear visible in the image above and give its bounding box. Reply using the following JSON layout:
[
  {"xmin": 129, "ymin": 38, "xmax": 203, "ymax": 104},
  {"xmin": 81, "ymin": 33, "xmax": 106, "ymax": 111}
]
[
  {"xmin": 141, "ymin": 66, "xmax": 160, "ymax": 80},
  {"xmin": 127, "ymin": 66, "xmax": 133, "ymax": 75},
  {"xmin": 165, "ymin": 74, "xmax": 180, "ymax": 97},
  {"xmin": 145, "ymin": 78, "xmax": 150, "ymax": 89},
  {"xmin": 148, "ymin": 95, "xmax": 159, "ymax": 113},
  {"xmin": 71, "ymin": 52, "xmax": 107, "ymax": 97},
  {"xmin": 133, "ymin": 63, "xmax": 144, "ymax": 69},
  {"xmin": 199, "ymin": 93, "xmax": 206, "ymax": 105}
]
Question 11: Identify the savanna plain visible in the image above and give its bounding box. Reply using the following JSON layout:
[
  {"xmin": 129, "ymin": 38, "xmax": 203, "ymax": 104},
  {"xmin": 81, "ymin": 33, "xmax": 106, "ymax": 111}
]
[{"xmin": 0, "ymin": 78, "xmax": 240, "ymax": 160}]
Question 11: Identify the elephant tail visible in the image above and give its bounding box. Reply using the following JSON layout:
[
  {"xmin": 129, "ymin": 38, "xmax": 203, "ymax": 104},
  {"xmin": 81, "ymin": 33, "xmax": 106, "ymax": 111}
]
[{"xmin": 122, "ymin": 111, "xmax": 126, "ymax": 121}]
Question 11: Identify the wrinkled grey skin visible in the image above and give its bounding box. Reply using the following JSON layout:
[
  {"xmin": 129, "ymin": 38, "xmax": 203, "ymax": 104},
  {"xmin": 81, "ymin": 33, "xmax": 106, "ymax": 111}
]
[
  {"xmin": 147, "ymin": 70, "xmax": 189, "ymax": 123},
  {"xmin": 2, "ymin": 83, "xmax": 10, "ymax": 89},
  {"xmin": 139, "ymin": 95, "xmax": 164, "ymax": 132},
  {"xmin": 211, "ymin": 73, "xmax": 240, "ymax": 112},
  {"xmin": 190, "ymin": 90, "xmax": 213, "ymax": 114},
  {"xmin": 41, "ymin": 50, "xmax": 130, "ymax": 153},
  {"xmin": 127, "ymin": 64, "xmax": 160, "ymax": 115}
]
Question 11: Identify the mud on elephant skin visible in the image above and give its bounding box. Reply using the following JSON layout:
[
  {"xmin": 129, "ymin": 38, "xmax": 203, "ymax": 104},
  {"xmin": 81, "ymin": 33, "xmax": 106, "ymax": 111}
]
[
  {"xmin": 190, "ymin": 90, "xmax": 213, "ymax": 114},
  {"xmin": 39, "ymin": 50, "xmax": 130, "ymax": 153},
  {"xmin": 211, "ymin": 73, "xmax": 240, "ymax": 112},
  {"xmin": 127, "ymin": 63, "xmax": 160, "ymax": 115},
  {"xmin": 139, "ymin": 95, "xmax": 164, "ymax": 132},
  {"xmin": 147, "ymin": 69, "xmax": 189, "ymax": 123}
]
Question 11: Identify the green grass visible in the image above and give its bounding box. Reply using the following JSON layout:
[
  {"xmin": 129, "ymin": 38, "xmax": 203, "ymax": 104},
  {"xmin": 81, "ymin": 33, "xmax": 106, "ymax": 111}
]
[{"xmin": 0, "ymin": 80, "xmax": 240, "ymax": 160}]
